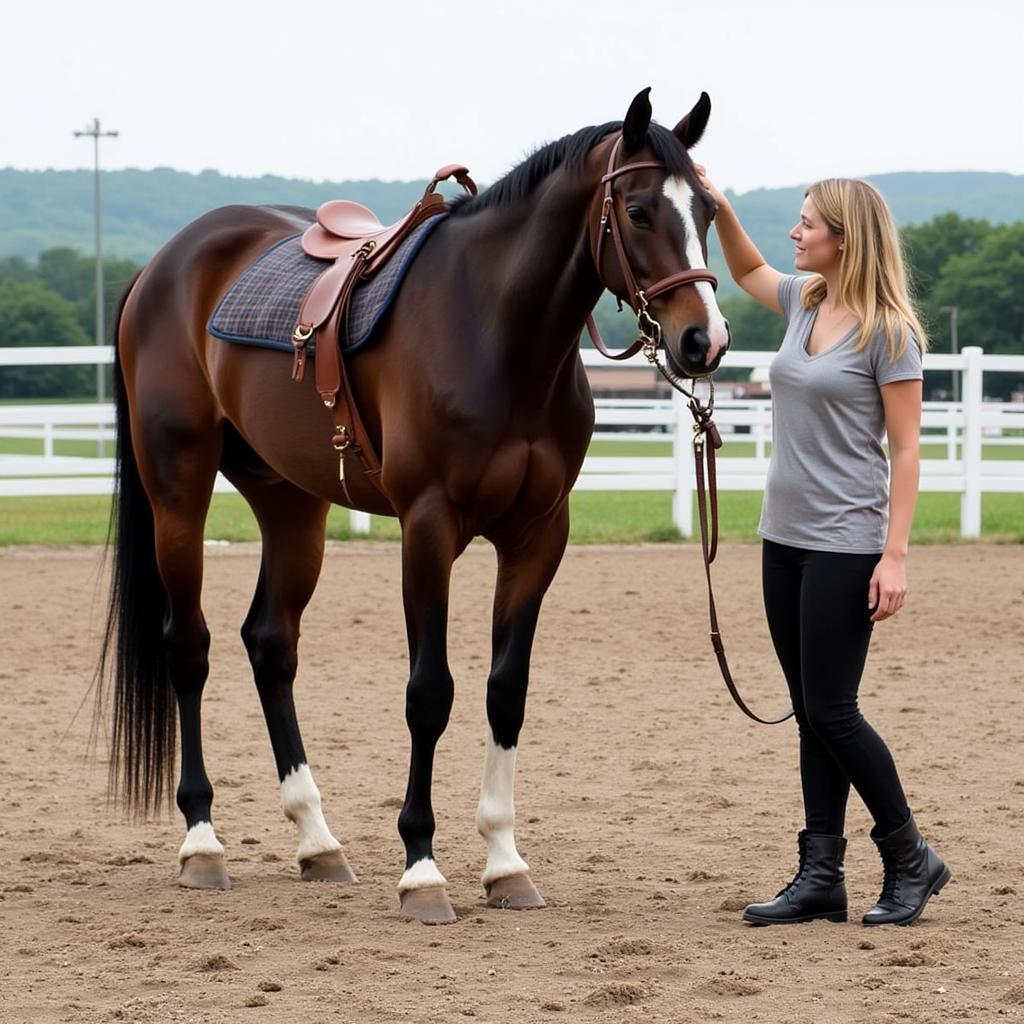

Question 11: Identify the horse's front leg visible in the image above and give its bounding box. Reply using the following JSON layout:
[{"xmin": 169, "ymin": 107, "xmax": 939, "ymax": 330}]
[
  {"xmin": 478, "ymin": 501, "xmax": 570, "ymax": 909},
  {"xmin": 396, "ymin": 494, "xmax": 463, "ymax": 924},
  {"xmin": 233, "ymin": 476, "xmax": 356, "ymax": 884}
]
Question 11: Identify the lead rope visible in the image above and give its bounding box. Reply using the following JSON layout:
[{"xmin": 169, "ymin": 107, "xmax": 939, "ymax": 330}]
[{"xmin": 631, "ymin": 309, "xmax": 794, "ymax": 726}]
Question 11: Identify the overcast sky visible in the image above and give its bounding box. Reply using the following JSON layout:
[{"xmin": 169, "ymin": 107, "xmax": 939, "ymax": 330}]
[{"xmin": 4, "ymin": 0, "xmax": 1021, "ymax": 193}]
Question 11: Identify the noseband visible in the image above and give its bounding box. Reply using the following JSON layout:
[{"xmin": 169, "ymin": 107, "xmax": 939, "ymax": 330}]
[{"xmin": 585, "ymin": 134, "xmax": 718, "ymax": 383}]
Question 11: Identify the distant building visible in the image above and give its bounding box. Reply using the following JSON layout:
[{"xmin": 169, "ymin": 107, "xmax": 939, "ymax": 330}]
[{"xmin": 586, "ymin": 365, "xmax": 770, "ymax": 401}]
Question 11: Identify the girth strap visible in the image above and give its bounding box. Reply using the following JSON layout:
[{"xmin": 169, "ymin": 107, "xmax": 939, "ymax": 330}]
[{"xmin": 322, "ymin": 296, "xmax": 382, "ymax": 486}]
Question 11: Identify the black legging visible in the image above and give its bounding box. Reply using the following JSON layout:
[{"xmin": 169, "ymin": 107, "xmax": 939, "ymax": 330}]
[{"xmin": 762, "ymin": 538, "xmax": 910, "ymax": 838}]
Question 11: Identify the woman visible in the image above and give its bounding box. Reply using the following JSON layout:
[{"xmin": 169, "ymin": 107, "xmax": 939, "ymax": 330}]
[{"xmin": 695, "ymin": 170, "xmax": 950, "ymax": 926}]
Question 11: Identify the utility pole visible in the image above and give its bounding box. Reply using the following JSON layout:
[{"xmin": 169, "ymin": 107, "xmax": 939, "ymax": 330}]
[
  {"xmin": 73, "ymin": 118, "xmax": 118, "ymax": 411},
  {"xmin": 941, "ymin": 305, "xmax": 960, "ymax": 403}
]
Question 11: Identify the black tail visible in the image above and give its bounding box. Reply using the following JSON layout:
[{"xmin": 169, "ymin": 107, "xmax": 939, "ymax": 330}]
[{"xmin": 97, "ymin": 274, "xmax": 176, "ymax": 816}]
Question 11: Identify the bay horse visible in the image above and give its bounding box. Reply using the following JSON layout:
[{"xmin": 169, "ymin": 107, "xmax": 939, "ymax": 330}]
[{"xmin": 101, "ymin": 88, "xmax": 729, "ymax": 924}]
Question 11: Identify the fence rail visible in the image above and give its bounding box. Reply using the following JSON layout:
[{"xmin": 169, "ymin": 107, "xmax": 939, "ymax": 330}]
[{"xmin": 2, "ymin": 346, "xmax": 1022, "ymax": 538}]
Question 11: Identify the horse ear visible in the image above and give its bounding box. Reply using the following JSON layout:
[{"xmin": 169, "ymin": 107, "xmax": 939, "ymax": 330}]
[
  {"xmin": 674, "ymin": 92, "xmax": 712, "ymax": 149},
  {"xmin": 622, "ymin": 87, "xmax": 653, "ymax": 155}
]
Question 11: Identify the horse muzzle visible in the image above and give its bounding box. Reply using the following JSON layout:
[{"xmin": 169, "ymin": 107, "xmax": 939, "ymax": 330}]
[{"xmin": 664, "ymin": 322, "xmax": 731, "ymax": 378}]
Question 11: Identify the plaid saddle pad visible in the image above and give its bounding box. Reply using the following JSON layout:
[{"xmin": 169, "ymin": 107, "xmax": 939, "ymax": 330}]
[{"xmin": 207, "ymin": 213, "xmax": 446, "ymax": 356}]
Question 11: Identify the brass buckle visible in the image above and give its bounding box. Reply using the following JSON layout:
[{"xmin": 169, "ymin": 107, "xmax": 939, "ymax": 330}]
[
  {"xmin": 693, "ymin": 421, "xmax": 705, "ymax": 453},
  {"xmin": 332, "ymin": 425, "xmax": 351, "ymax": 452},
  {"xmin": 351, "ymin": 240, "xmax": 377, "ymax": 260},
  {"xmin": 332, "ymin": 425, "xmax": 351, "ymax": 482},
  {"xmin": 293, "ymin": 323, "xmax": 314, "ymax": 343},
  {"xmin": 635, "ymin": 291, "xmax": 662, "ymax": 361}
]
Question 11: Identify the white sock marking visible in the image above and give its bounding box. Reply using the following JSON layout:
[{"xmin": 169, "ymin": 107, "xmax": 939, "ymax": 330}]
[
  {"xmin": 178, "ymin": 821, "xmax": 224, "ymax": 864},
  {"xmin": 476, "ymin": 732, "xmax": 530, "ymax": 886},
  {"xmin": 280, "ymin": 763, "xmax": 342, "ymax": 864},
  {"xmin": 662, "ymin": 177, "xmax": 730, "ymax": 362},
  {"xmin": 398, "ymin": 857, "xmax": 448, "ymax": 893}
]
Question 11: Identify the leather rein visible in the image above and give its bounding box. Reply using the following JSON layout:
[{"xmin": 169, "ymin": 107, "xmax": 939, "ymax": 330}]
[{"xmin": 585, "ymin": 133, "xmax": 793, "ymax": 727}]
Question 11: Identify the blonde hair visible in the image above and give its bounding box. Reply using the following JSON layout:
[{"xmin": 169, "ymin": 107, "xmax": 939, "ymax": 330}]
[{"xmin": 800, "ymin": 178, "xmax": 929, "ymax": 359}]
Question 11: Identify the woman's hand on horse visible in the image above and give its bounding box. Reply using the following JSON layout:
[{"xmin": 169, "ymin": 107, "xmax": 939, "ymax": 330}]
[
  {"xmin": 868, "ymin": 555, "xmax": 908, "ymax": 622},
  {"xmin": 693, "ymin": 163, "xmax": 728, "ymax": 209}
]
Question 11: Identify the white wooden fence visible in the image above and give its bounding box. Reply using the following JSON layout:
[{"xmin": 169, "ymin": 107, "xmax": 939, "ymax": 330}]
[{"xmin": 2, "ymin": 346, "xmax": 1022, "ymax": 538}]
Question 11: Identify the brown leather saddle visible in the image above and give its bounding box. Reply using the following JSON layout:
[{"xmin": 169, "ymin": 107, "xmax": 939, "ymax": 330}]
[{"xmin": 290, "ymin": 163, "xmax": 476, "ymax": 489}]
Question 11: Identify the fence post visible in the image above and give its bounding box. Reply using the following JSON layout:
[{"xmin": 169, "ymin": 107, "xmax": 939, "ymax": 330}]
[
  {"xmin": 960, "ymin": 346, "xmax": 983, "ymax": 538},
  {"xmin": 43, "ymin": 423, "xmax": 55, "ymax": 459},
  {"xmin": 754, "ymin": 409, "xmax": 766, "ymax": 461},
  {"xmin": 349, "ymin": 510, "xmax": 371, "ymax": 535},
  {"xmin": 671, "ymin": 388, "xmax": 693, "ymax": 537}
]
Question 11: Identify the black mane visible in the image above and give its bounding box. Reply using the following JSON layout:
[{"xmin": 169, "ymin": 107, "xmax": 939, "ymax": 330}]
[{"xmin": 449, "ymin": 121, "xmax": 693, "ymax": 218}]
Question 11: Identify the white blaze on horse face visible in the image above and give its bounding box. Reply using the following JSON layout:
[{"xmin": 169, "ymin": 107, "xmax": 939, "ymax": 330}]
[
  {"xmin": 476, "ymin": 732, "xmax": 530, "ymax": 886},
  {"xmin": 177, "ymin": 821, "xmax": 224, "ymax": 864},
  {"xmin": 662, "ymin": 177, "xmax": 730, "ymax": 363},
  {"xmin": 280, "ymin": 763, "xmax": 342, "ymax": 864}
]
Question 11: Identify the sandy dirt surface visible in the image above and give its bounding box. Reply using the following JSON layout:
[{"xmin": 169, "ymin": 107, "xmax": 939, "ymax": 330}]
[{"xmin": 1, "ymin": 541, "xmax": 1022, "ymax": 1024}]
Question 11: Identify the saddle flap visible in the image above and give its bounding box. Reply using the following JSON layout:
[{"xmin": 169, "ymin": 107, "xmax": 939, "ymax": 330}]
[
  {"xmin": 316, "ymin": 200, "xmax": 384, "ymax": 239},
  {"xmin": 298, "ymin": 257, "xmax": 360, "ymax": 330}
]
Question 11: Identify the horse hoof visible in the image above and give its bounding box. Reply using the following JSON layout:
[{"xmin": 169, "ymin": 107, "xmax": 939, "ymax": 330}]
[
  {"xmin": 178, "ymin": 852, "xmax": 231, "ymax": 890},
  {"xmin": 485, "ymin": 872, "xmax": 548, "ymax": 913},
  {"xmin": 400, "ymin": 886, "xmax": 457, "ymax": 925},
  {"xmin": 300, "ymin": 848, "xmax": 358, "ymax": 883},
  {"xmin": 486, "ymin": 872, "xmax": 546, "ymax": 909}
]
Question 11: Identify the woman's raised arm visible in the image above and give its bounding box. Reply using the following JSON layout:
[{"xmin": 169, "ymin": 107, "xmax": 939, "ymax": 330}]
[{"xmin": 694, "ymin": 164, "xmax": 784, "ymax": 313}]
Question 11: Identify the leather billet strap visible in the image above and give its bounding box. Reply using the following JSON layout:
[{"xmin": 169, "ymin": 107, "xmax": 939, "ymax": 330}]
[
  {"xmin": 323, "ymin": 297, "xmax": 382, "ymax": 484},
  {"xmin": 689, "ymin": 398, "xmax": 794, "ymax": 726},
  {"xmin": 312, "ymin": 253, "xmax": 366, "ymax": 408},
  {"xmin": 585, "ymin": 134, "xmax": 718, "ymax": 359}
]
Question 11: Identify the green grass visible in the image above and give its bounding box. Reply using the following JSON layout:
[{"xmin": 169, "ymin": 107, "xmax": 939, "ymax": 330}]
[
  {"xmin": 0, "ymin": 494, "xmax": 117, "ymax": 546},
  {"xmin": 3, "ymin": 489, "xmax": 1022, "ymax": 547},
  {"xmin": 2, "ymin": 431, "xmax": 1022, "ymax": 546}
]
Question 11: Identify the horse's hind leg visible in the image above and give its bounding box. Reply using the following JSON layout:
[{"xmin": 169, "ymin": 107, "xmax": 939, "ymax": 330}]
[
  {"xmin": 232, "ymin": 473, "xmax": 356, "ymax": 883},
  {"xmin": 477, "ymin": 501, "xmax": 570, "ymax": 910},
  {"xmin": 137, "ymin": 423, "xmax": 231, "ymax": 889}
]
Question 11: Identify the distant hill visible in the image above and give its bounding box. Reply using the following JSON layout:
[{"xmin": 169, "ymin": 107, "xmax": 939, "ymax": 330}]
[
  {"xmin": 0, "ymin": 167, "xmax": 433, "ymax": 264},
  {"xmin": 715, "ymin": 171, "xmax": 1024, "ymax": 291},
  {"xmin": 1, "ymin": 167, "xmax": 1021, "ymax": 295}
]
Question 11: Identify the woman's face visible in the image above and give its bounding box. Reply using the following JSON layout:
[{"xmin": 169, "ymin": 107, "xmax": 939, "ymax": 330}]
[{"xmin": 789, "ymin": 198, "xmax": 843, "ymax": 273}]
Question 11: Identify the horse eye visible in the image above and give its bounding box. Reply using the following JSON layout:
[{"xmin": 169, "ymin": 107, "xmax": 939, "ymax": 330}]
[{"xmin": 626, "ymin": 206, "xmax": 649, "ymax": 226}]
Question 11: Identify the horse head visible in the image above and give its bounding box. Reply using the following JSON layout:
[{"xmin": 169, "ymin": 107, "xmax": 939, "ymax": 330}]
[{"xmin": 590, "ymin": 88, "xmax": 730, "ymax": 378}]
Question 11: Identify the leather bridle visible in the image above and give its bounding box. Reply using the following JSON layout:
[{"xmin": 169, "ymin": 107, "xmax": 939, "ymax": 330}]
[
  {"xmin": 585, "ymin": 133, "xmax": 718, "ymax": 368},
  {"xmin": 584, "ymin": 132, "xmax": 793, "ymax": 727}
]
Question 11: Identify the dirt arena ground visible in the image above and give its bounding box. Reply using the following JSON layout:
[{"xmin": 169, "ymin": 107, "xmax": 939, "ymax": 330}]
[{"xmin": 1, "ymin": 541, "xmax": 1022, "ymax": 1024}]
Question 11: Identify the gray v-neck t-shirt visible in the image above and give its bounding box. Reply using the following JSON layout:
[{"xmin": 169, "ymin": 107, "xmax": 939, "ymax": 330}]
[{"xmin": 757, "ymin": 274, "xmax": 923, "ymax": 554}]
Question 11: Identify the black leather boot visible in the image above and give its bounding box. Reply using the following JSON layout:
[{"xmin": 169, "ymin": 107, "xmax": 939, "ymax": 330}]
[
  {"xmin": 742, "ymin": 831, "xmax": 848, "ymax": 925},
  {"xmin": 862, "ymin": 814, "xmax": 950, "ymax": 926}
]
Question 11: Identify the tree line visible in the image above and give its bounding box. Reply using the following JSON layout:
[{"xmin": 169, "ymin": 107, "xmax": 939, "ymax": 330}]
[
  {"xmin": 0, "ymin": 212, "xmax": 1021, "ymax": 399},
  {"xmin": 0, "ymin": 248, "xmax": 137, "ymax": 398}
]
